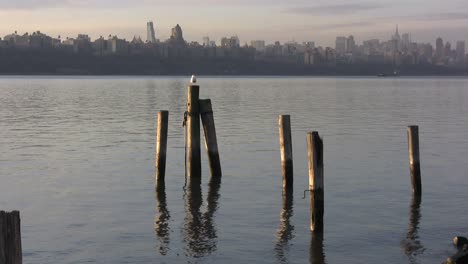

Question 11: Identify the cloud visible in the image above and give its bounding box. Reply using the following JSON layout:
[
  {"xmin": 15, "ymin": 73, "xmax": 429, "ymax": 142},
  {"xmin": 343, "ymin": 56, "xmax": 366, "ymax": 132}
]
[
  {"xmin": 286, "ymin": 3, "xmax": 383, "ymax": 15},
  {"xmin": 319, "ymin": 21, "xmax": 375, "ymax": 30},
  {"xmin": 397, "ymin": 12, "xmax": 468, "ymax": 21},
  {"xmin": 0, "ymin": 0, "xmax": 69, "ymax": 9}
]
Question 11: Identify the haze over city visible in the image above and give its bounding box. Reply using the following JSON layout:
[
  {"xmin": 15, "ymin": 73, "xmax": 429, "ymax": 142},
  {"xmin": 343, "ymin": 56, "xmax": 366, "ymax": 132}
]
[{"xmin": 1, "ymin": 0, "xmax": 468, "ymax": 46}]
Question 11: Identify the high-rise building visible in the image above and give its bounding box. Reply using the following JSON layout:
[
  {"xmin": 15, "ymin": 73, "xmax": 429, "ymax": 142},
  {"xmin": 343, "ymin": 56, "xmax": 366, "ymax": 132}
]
[
  {"xmin": 203, "ymin": 36, "xmax": 210, "ymax": 47},
  {"xmin": 170, "ymin": 24, "xmax": 184, "ymax": 43},
  {"xmin": 435, "ymin": 37, "xmax": 444, "ymax": 59},
  {"xmin": 346, "ymin": 35, "xmax": 355, "ymax": 53},
  {"xmin": 335, "ymin": 36, "xmax": 346, "ymax": 54},
  {"xmin": 391, "ymin": 25, "xmax": 401, "ymax": 53},
  {"xmin": 402, "ymin": 33, "xmax": 410, "ymax": 51},
  {"xmin": 456, "ymin": 41, "xmax": 466, "ymax": 62},
  {"xmin": 444, "ymin": 41, "xmax": 452, "ymax": 58},
  {"xmin": 147, "ymin": 21, "xmax": 156, "ymax": 43},
  {"xmin": 250, "ymin": 40, "xmax": 266, "ymax": 52}
]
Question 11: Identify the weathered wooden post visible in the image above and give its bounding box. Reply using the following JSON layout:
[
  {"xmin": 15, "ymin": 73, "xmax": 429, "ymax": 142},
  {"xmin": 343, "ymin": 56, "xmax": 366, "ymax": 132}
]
[
  {"xmin": 199, "ymin": 99, "xmax": 222, "ymax": 178},
  {"xmin": 307, "ymin": 131, "xmax": 324, "ymax": 232},
  {"xmin": 186, "ymin": 84, "xmax": 201, "ymax": 178},
  {"xmin": 0, "ymin": 211, "xmax": 22, "ymax": 264},
  {"xmin": 407, "ymin": 125, "xmax": 421, "ymax": 196},
  {"xmin": 156, "ymin": 110, "xmax": 169, "ymax": 189},
  {"xmin": 278, "ymin": 115, "xmax": 293, "ymax": 190}
]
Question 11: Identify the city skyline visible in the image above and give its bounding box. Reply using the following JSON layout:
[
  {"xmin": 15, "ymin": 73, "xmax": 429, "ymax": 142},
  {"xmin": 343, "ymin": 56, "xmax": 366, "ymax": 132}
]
[{"xmin": 1, "ymin": 0, "xmax": 468, "ymax": 46}]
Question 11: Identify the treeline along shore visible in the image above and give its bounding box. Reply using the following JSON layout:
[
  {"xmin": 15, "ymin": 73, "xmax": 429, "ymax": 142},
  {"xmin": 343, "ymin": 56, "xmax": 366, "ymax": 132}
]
[{"xmin": 1, "ymin": 48, "xmax": 467, "ymax": 76}]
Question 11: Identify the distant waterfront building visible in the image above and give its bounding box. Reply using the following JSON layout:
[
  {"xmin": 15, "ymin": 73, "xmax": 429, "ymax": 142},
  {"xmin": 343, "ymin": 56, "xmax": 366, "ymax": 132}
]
[
  {"xmin": 221, "ymin": 36, "xmax": 240, "ymax": 49},
  {"xmin": 391, "ymin": 25, "xmax": 401, "ymax": 53},
  {"xmin": 250, "ymin": 40, "xmax": 265, "ymax": 52},
  {"xmin": 456, "ymin": 41, "xmax": 466, "ymax": 63},
  {"xmin": 147, "ymin": 21, "xmax": 156, "ymax": 43},
  {"xmin": 444, "ymin": 41, "xmax": 452, "ymax": 58},
  {"xmin": 304, "ymin": 41, "xmax": 315, "ymax": 49},
  {"xmin": 346, "ymin": 35, "xmax": 355, "ymax": 53},
  {"xmin": 402, "ymin": 33, "xmax": 410, "ymax": 51},
  {"xmin": 335, "ymin": 36, "xmax": 346, "ymax": 54},
  {"xmin": 3, "ymin": 31, "xmax": 29, "ymax": 48},
  {"xmin": 170, "ymin": 24, "xmax": 184, "ymax": 43},
  {"xmin": 109, "ymin": 35, "xmax": 129, "ymax": 54},
  {"xmin": 202, "ymin": 36, "xmax": 210, "ymax": 47},
  {"xmin": 435, "ymin": 37, "xmax": 444, "ymax": 60}
]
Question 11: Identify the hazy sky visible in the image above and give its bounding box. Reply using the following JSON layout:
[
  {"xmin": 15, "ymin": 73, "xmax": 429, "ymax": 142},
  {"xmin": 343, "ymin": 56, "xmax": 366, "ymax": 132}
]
[{"xmin": 1, "ymin": 0, "xmax": 467, "ymax": 46}]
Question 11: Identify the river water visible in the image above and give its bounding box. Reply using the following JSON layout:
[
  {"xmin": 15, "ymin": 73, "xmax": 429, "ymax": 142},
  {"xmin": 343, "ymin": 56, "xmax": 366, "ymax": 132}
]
[{"xmin": 1, "ymin": 76, "xmax": 467, "ymax": 263}]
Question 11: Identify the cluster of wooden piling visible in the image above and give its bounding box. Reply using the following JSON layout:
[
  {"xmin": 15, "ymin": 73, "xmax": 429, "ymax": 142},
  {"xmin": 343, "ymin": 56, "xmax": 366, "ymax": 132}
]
[
  {"xmin": 155, "ymin": 82, "xmax": 222, "ymax": 190},
  {"xmin": 156, "ymin": 79, "xmax": 422, "ymax": 235},
  {"xmin": 278, "ymin": 115, "xmax": 422, "ymax": 233},
  {"xmin": 0, "ymin": 211, "xmax": 22, "ymax": 264}
]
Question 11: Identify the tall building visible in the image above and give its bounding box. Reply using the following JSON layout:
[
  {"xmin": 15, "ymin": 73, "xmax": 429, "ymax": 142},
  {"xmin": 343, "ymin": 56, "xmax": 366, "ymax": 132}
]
[
  {"xmin": 435, "ymin": 37, "xmax": 444, "ymax": 59},
  {"xmin": 346, "ymin": 35, "xmax": 355, "ymax": 53},
  {"xmin": 402, "ymin": 33, "xmax": 410, "ymax": 51},
  {"xmin": 203, "ymin": 36, "xmax": 210, "ymax": 47},
  {"xmin": 250, "ymin": 40, "xmax": 266, "ymax": 52},
  {"xmin": 456, "ymin": 41, "xmax": 466, "ymax": 62},
  {"xmin": 147, "ymin": 21, "xmax": 156, "ymax": 43},
  {"xmin": 444, "ymin": 41, "xmax": 452, "ymax": 58},
  {"xmin": 335, "ymin": 36, "xmax": 346, "ymax": 54},
  {"xmin": 170, "ymin": 24, "xmax": 184, "ymax": 43},
  {"xmin": 391, "ymin": 25, "xmax": 401, "ymax": 53}
]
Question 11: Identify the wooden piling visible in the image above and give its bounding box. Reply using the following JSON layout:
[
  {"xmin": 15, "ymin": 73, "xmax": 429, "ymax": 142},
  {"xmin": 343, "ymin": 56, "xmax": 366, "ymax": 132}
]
[
  {"xmin": 199, "ymin": 99, "xmax": 222, "ymax": 178},
  {"xmin": 0, "ymin": 211, "xmax": 22, "ymax": 264},
  {"xmin": 186, "ymin": 85, "xmax": 201, "ymax": 178},
  {"xmin": 156, "ymin": 110, "xmax": 169, "ymax": 188},
  {"xmin": 407, "ymin": 125, "xmax": 421, "ymax": 196},
  {"xmin": 278, "ymin": 115, "xmax": 293, "ymax": 189},
  {"xmin": 307, "ymin": 131, "xmax": 324, "ymax": 232}
]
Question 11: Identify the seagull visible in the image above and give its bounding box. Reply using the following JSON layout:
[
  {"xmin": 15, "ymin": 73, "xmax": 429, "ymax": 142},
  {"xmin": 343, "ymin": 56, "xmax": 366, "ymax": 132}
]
[{"xmin": 190, "ymin": 75, "xmax": 197, "ymax": 84}]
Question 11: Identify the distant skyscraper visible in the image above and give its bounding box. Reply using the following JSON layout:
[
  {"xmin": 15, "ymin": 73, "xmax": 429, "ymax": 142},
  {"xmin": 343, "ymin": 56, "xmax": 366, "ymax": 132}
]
[
  {"xmin": 335, "ymin": 36, "xmax": 346, "ymax": 54},
  {"xmin": 444, "ymin": 41, "xmax": 452, "ymax": 58},
  {"xmin": 436, "ymin": 37, "xmax": 444, "ymax": 59},
  {"xmin": 456, "ymin": 41, "xmax": 466, "ymax": 62},
  {"xmin": 147, "ymin": 21, "xmax": 156, "ymax": 43},
  {"xmin": 346, "ymin": 35, "xmax": 355, "ymax": 53},
  {"xmin": 250, "ymin": 40, "xmax": 266, "ymax": 52},
  {"xmin": 391, "ymin": 25, "xmax": 401, "ymax": 53},
  {"xmin": 203, "ymin": 36, "xmax": 210, "ymax": 47},
  {"xmin": 402, "ymin": 33, "xmax": 410, "ymax": 51},
  {"xmin": 170, "ymin": 24, "xmax": 184, "ymax": 43}
]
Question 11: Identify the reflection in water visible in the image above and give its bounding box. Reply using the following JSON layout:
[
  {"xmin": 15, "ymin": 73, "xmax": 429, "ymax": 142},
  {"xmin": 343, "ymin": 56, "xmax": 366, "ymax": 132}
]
[
  {"xmin": 310, "ymin": 232, "xmax": 326, "ymax": 264},
  {"xmin": 155, "ymin": 181, "xmax": 171, "ymax": 255},
  {"xmin": 401, "ymin": 196, "xmax": 425, "ymax": 264},
  {"xmin": 275, "ymin": 190, "xmax": 295, "ymax": 263},
  {"xmin": 182, "ymin": 176, "xmax": 220, "ymax": 258}
]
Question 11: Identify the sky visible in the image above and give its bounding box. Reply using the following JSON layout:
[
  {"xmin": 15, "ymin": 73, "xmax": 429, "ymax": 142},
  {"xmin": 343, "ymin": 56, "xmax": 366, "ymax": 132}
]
[{"xmin": 0, "ymin": 0, "xmax": 467, "ymax": 46}]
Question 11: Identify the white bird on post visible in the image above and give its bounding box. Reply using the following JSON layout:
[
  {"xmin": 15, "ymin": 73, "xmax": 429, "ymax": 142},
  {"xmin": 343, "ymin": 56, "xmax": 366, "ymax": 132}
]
[{"xmin": 190, "ymin": 75, "xmax": 197, "ymax": 84}]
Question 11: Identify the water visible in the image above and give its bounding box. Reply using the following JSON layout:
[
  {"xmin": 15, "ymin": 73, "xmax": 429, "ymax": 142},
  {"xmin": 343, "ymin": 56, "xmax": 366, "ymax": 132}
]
[{"xmin": 1, "ymin": 76, "xmax": 467, "ymax": 264}]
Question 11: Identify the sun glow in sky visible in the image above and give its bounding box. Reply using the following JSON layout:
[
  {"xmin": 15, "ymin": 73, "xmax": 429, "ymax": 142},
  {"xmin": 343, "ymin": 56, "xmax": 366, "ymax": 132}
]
[{"xmin": 1, "ymin": 0, "xmax": 467, "ymax": 46}]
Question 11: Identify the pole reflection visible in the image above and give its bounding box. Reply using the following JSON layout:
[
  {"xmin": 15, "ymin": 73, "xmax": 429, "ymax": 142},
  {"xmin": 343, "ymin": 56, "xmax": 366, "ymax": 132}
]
[
  {"xmin": 275, "ymin": 190, "xmax": 295, "ymax": 263},
  {"xmin": 310, "ymin": 232, "xmax": 326, "ymax": 264},
  {"xmin": 401, "ymin": 195, "xmax": 425, "ymax": 264},
  {"xmin": 182, "ymin": 176, "xmax": 220, "ymax": 258},
  {"xmin": 154, "ymin": 180, "xmax": 171, "ymax": 255}
]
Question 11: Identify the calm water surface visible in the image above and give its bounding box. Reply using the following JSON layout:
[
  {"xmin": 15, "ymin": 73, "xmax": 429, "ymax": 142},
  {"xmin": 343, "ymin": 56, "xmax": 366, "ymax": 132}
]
[{"xmin": 1, "ymin": 76, "xmax": 467, "ymax": 264}]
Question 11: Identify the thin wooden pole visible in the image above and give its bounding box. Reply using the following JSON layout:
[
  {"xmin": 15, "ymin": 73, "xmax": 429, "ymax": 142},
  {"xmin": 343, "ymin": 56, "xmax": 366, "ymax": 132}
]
[
  {"xmin": 0, "ymin": 211, "xmax": 22, "ymax": 264},
  {"xmin": 199, "ymin": 99, "xmax": 222, "ymax": 178},
  {"xmin": 156, "ymin": 110, "xmax": 169, "ymax": 189},
  {"xmin": 407, "ymin": 125, "xmax": 421, "ymax": 196},
  {"xmin": 307, "ymin": 131, "xmax": 324, "ymax": 232},
  {"xmin": 186, "ymin": 85, "xmax": 201, "ymax": 178},
  {"xmin": 278, "ymin": 115, "xmax": 293, "ymax": 189}
]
